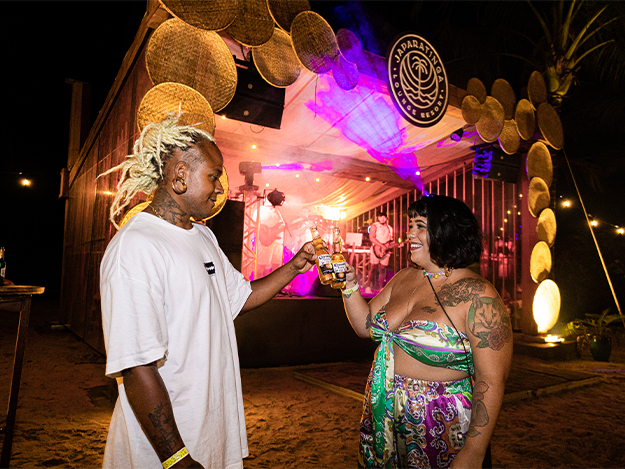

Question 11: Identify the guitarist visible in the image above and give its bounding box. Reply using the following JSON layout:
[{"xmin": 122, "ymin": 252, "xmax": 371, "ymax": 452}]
[{"xmin": 366, "ymin": 212, "xmax": 393, "ymax": 293}]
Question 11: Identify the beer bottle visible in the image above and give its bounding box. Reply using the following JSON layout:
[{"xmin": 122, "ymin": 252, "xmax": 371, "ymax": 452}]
[
  {"xmin": 0, "ymin": 247, "xmax": 6, "ymax": 285},
  {"xmin": 310, "ymin": 226, "xmax": 335, "ymax": 285},
  {"xmin": 330, "ymin": 227, "xmax": 347, "ymax": 289}
]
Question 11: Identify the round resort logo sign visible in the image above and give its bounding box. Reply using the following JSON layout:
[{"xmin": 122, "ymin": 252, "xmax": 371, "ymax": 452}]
[{"xmin": 387, "ymin": 33, "xmax": 449, "ymax": 127}]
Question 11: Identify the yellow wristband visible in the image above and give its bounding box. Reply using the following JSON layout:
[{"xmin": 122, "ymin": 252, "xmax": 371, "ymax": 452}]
[
  {"xmin": 162, "ymin": 447, "xmax": 189, "ymax": 469},
  {"xmin": 342, "ymin": 283, "xmax": 359, "ymax": 295}
]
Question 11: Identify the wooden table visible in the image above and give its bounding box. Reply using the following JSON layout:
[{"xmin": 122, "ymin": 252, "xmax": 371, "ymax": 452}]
[{"xmin": 0, "ymin": 285, "xmax": 45, "ymax": 468}]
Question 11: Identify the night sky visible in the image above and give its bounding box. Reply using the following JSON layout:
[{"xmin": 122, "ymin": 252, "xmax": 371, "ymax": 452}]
[{"xmin": 2, "ymin": 1, "xmax": 623, "ymax": 319}]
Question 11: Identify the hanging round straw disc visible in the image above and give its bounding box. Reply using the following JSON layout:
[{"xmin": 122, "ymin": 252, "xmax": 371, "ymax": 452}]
[
  {"xmin": 268, "ymin": 0, "xmax": 311, "ymax": 32},
  {"xmin": 515, "ymin": 98, "xmax": 536, "ymax": 140},
  {"xmin": 536, "ymin": 102, "xmax": 564, "ymax": 150},
  {"xmin": 332, "ymin": 54, "xmax": 359, "ymax": 90},
  {"xmin": 498, "ymin": 119, "xmax": 520, "ymax": 155},
  {"xmin": 137, "ymin": 82, "xmax": 215, "ymax": 136},
  {"xmin": 491, "ymin": 78, "xmax": 516, "ymax": 120},
  {"xmin": 528, "ymin": 176, "xmax": 550, "ymax": 218},
  {"xmin": 537, "ymin": 208, "xmax": 557, "ymax": 247},
  {"xmin": 146, "ymin": 18, "xmax": 237, "ymax": 112},
  {"xmin": 528, "ymin": 70, "xmax": 548, "ymax": 109},
  {"xmin": 461, "ymin": 95, "xmax": 481, "ymax": 125},
  {"xmin": 336, "ymin": 28, "xmax": 363, "ymax": 64},
  {"xmin": 476, "ymin": 96, "xmax": 505, "ymax": 142},
  {"xmin": 467, "ymin": 77, "xmax": 487, "ymax": 104},
  {"xmin": 291, "ymin": 11, "xmax": 339, "ymax": 74},
  {"xmin": 160, "ymin": 0, "xmax": 238, "ymax": 31},
  {"xmin": 530, "ymin": 241, "xmax": 552, "ymax": 283},
  {"xmin": 225, "ymin": 0, "xmax": 275, "ymax": 47},
  {"xmin": 533, "ymin": 279, "xmax": 561, "ymax": 333},
  {"xmin": 527, "ymin": 141, "xmax": 553, "ymax": 187},
  {"xmin": 252, "ymin": 28, "xmax": 301, "ymax": 87}
]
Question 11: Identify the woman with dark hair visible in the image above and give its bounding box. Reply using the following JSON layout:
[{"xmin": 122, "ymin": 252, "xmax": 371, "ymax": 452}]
[{"xmin": 342, "ymin": 195, "xmax": 512, "ymax": 468}]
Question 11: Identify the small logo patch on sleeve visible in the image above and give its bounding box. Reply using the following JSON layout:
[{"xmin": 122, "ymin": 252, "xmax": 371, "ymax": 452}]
[{"xmin": 204, "ymin": 262, "xmax": 216, "ymax": 276}]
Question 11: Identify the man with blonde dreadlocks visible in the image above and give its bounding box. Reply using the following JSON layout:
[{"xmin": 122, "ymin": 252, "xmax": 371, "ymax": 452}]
[{"xmin": 99, "ymin": 114, "xmax": 317, "ymax": 469}]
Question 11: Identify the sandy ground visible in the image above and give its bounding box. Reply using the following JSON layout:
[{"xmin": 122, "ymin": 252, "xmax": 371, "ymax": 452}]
[{"xmin": 2, "ymin": 301, "xmax": 625, "ymax": 468}]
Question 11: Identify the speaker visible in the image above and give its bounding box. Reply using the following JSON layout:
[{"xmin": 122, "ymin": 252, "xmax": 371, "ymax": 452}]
[
  {"xmin": 217, "ymin": 64, "xmax": 285, "ymax": 129},
  {"xmin": 472, "ymin": 146, "xmax": 521, "ymax": 183}
]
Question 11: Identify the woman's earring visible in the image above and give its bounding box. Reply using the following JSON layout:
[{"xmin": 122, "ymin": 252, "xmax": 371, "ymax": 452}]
[
  {"xmin": 172, "ymin": 177, "xmax": 187, "ymax": 195},
  {"xmin": 444, "ymin": 266, "xmax": 453, "ymax": 277}
]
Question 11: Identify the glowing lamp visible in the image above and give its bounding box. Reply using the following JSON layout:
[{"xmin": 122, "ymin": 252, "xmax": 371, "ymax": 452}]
[
  {"xmin": 324, "ymin": 206, "xmax": 341, "ymax": 221},
  {"xmin": 544, "ymin": 334, "xmax": 564, "ymax": 343},
  {"xmin": 590, "ymin": 220, "xmax": 598, "ymax": 227},
  {"xmin": 617, "ymin": 227, "xmax": 624, "ymax": 235},
  {"xmin": 533, "ymin": 279, "xmax": 561, "ymax": 333},
  {"xmin": 562, "ymin": 200, "xmax": 571, "ymax": 208},
  {"xmin": 21, "ymin": 178, "xmax": 32, "ymax": 186}
]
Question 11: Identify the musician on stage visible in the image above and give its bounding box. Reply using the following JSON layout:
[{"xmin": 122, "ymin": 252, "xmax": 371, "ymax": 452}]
[{"xmin": 367, "ymin": 211, "xmax": 393, "ymax": 293}]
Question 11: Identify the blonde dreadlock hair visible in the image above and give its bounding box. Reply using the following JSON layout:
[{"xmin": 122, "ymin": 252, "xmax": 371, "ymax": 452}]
[{"xmin": 99, "ymin": 113, "xmax": 215, "ymax": 229}]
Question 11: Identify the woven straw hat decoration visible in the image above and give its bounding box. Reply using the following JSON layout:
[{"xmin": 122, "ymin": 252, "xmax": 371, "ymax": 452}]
[
  {"xmin": 530, "ymin": 241, "xmax": 552, "ymax": 283},
  {"xmin": 498, "ymin": 119, "xmax": 520, "ymax": 155},
  {"xmin": 515, "ymin": 98, "xmax": 536, "ymax": 140},
  {"xmin": 526, "ymin": 141, "xmax": 553, "ymax": 187},
  {"xmin": 466, "ymin": 77, "xmax": 487, "ymax": 104},
  {"xmin": 336, "ymin": 28, "xmax": 363, "ymax": 64},
  {"xmin": 160, "ymin": 0, "xmax": 238, "ymax": 31},
  {"xmin": 491, "ymin": 78, "xmax": 516, "ymax": 120},
  {"xmin": 536, "ymin": 102, "xmax": 564, "ymax": 150},
  {"xmin": 225, "ymin": 0, "xmax": 275, "ymax": 47},
  {"xmin": 268, "ymin": 0, "xmax": 311, "ymax": 31},
  {"xmin": 291, "ymin": 11, "xmax": 340, "ymax": 74},
  {"xmin": 332, "ymin": 54, "xmax": 359, "ymax": 90},
  {"xmin": 536, "ymin": 208, "xmax": 557, "ymax": 247},
  {"xmin": 137, "ymin": 82, "xmax": 216, "ymax": 136},
  {"xmin": 146, "ymin": 17, "xmax": 237, "ymax": 113},
  {"xmin": 528, "ymin": 70, "xmax": 548, "ymax": 109},
  {"xmin": 252, "ymin": 27, "xmax": 301, "ymax": 87},
  {"xmin": 476, "ymin": 96, "xmax": 505, "ymax": 143},
  {"xmin": 528, "ymin": 176, "xmax": 551, "ymax": 218}
]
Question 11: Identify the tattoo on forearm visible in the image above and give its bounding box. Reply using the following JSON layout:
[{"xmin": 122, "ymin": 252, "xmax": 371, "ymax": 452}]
[
  {"xmin": 439, "ymin": 278, "xmax": 512, "ymax": 350},
  {"xmin": 148, "ymin": 403, "xmax": 178, "ymax": 456},
  {"xmin": 467, "ymin": 381, "xmax": 489, "ymax": 438}
]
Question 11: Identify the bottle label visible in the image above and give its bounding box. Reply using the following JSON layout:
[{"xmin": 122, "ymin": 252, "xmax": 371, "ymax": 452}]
[
  {"xmin": 317, "ymin": 254, "xmax": 333, "ymax": 275},
  {"xmin": 333, "ymin": 261, "xmax": 347, "ymax": 280},
  {"xmin": 0, "ymin": 267, "xmax": 5, "ymax": 278}
]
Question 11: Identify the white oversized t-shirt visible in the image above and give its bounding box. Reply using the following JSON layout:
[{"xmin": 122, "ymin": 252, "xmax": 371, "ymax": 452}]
[{"xmin": 100, "ymin": 213, "xmax": 252, "ymax": 469}]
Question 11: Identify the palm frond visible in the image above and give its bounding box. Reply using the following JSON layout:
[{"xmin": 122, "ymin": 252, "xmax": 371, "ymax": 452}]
[
  {"xmin": 564, "ymin": 4, "xmax": 610, "ymax": 61},
  {"xmin": 561, "ymin": 0, "xmax": 577, "ymax": 50}
]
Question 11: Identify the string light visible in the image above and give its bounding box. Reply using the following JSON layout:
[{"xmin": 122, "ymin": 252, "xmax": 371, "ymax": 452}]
[
  {"xmin": 21, "ymin": 178, "xmax": 32, "ymax": 186},
  {"xmin": 365, "ymin": 176, "xmax": 371, "ymax": 182}
]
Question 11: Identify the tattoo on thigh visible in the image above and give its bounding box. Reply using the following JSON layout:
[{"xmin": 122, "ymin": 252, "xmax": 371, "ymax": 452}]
[{"xmin": 467, "ymin": 381, "xmax": 489, "ymax": 438}]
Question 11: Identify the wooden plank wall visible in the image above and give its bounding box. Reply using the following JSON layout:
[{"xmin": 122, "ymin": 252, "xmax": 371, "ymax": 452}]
[{"xmin": 60, "ymin": 47, "xmax": 152, "ymax": 354}]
